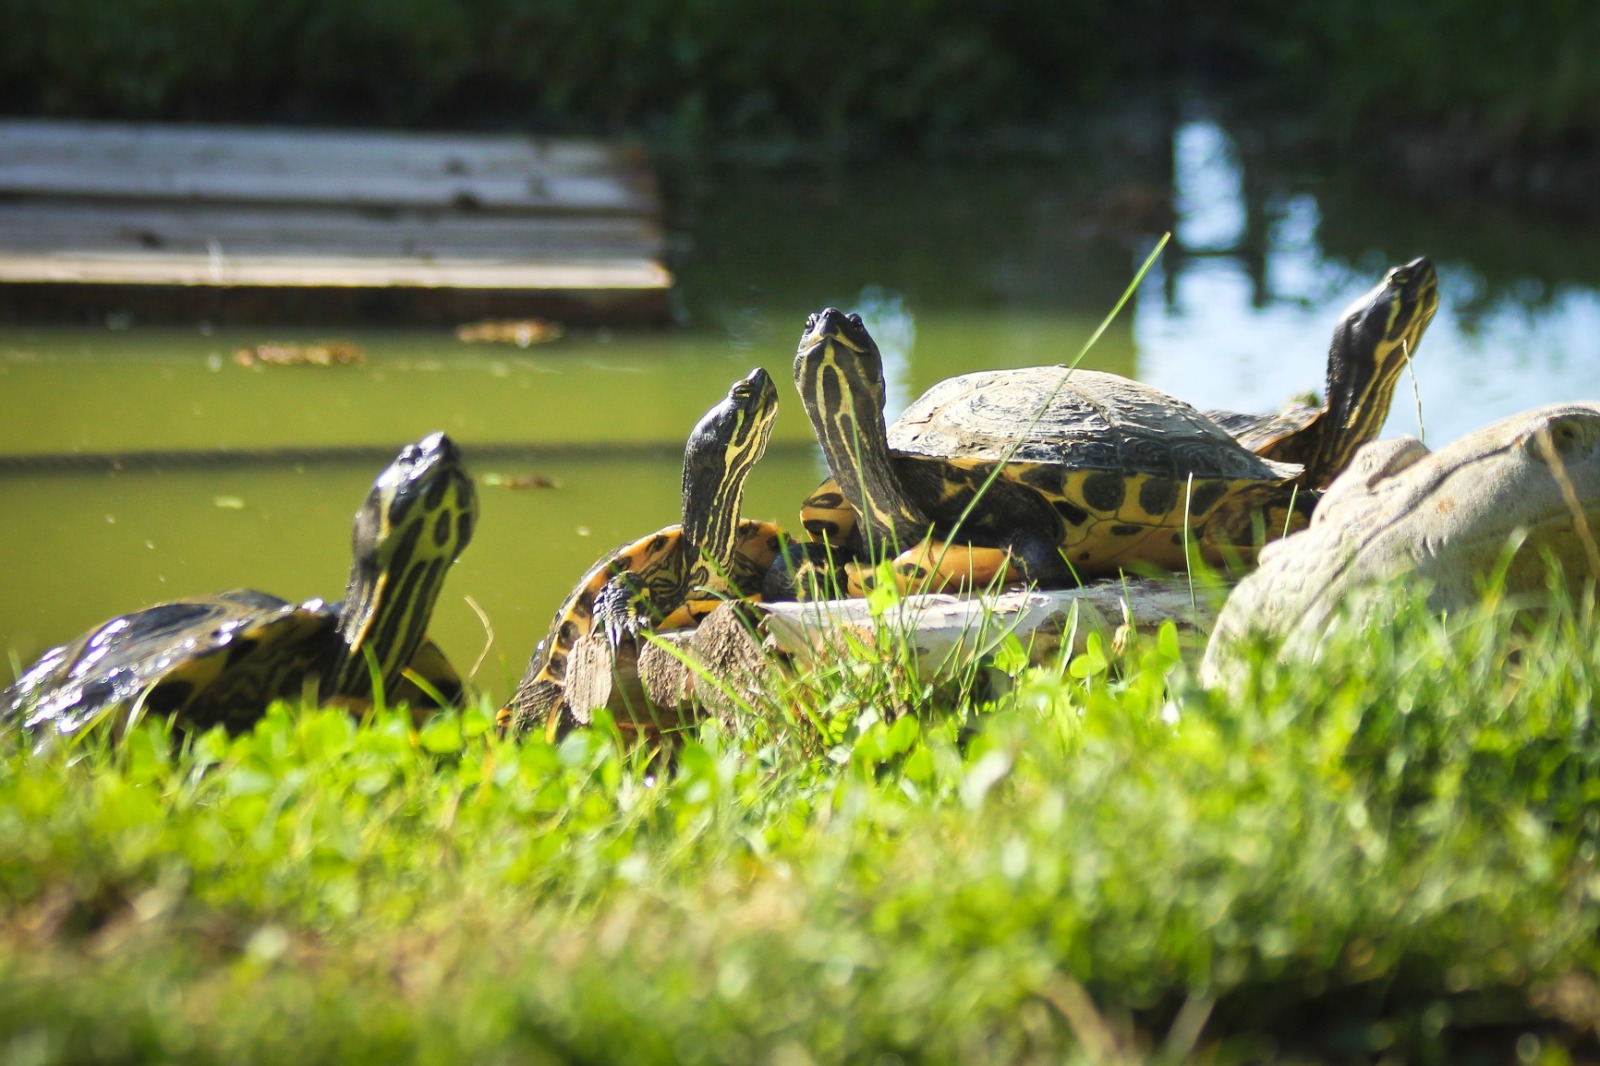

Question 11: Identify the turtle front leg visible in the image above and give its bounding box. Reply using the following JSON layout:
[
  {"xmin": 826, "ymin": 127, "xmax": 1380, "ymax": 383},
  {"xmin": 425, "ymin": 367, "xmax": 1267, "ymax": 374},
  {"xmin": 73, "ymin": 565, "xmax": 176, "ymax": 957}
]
[
  {"xmin": 593, "ymin": 558, "xmax": 705, "ymax": 646},
  {"xmin": 592, "ymin": 574, "xmax": 657, "ymax": 646}
]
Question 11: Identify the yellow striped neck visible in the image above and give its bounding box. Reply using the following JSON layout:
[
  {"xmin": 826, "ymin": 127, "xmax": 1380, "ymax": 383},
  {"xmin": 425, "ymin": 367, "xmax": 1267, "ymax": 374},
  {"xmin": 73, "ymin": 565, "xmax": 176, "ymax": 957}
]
[
  {"xmin": 681, "ymin": 367, "xmax": 779, "ymax": 590},
  {"xmin": 796, "ymin": 323, "xmax": 928, "ymax": 551},
  {"xmin": 1315, "ymin": 258, "xmax": 1440, "ymax": 477},
  {"xmin": 334, "ymin": 435, "xmax": 476, "ymax": 700}
]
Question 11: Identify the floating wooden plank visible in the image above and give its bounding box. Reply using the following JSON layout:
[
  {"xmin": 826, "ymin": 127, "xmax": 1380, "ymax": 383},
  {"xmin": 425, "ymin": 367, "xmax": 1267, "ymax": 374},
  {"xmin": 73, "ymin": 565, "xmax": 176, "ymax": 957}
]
[
  {"xmin": 0, "ymin": 120, "xmax": 672, "ymax": 323},
  {"xmin": 0, "ymin": 252, "xmax": 669, "ymax": 290},
  {"xmin": 0, "ymin": 120, "xmax": 656, "ymax": 214},
  {"xmin": 0, "ymin": 202, "xmax": 665, "ymax": 257}
]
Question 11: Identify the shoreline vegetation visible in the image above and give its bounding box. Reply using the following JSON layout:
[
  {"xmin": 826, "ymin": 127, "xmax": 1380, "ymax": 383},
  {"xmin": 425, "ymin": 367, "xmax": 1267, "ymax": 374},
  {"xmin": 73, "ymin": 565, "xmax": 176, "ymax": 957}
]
[
  {"xmin": 2, "ymin": 1, "xmax": 1598, "ymax": 215},
  {"xmin": 5, "ymin": 581, "xmax": 1600, "ymax": 1061}
]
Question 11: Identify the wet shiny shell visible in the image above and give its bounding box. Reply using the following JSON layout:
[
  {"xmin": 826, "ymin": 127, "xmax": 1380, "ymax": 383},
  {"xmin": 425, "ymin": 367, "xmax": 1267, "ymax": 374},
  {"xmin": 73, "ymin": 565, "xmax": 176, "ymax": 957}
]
[
  {"xmin": 883, "ymin": 367, "xmax": 1305, "ymax": 568},
  {"xmin": 5, "ymin": 589, "xmax": 461, "ymax": 737},
  {"xmin": 892, "ymin": 368, "xmax": 1289, "ymax": 472}
]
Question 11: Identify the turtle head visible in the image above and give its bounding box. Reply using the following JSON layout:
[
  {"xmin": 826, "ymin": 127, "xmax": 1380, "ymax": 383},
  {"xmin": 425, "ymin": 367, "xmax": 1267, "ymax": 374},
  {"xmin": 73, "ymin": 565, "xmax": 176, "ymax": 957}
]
[
  {"xmin": 337, "ymin": 431, "xmax": 478, "ymax": 697},
  {"xmin": 681, "ymin": 367, "xmax": 779, "ymax": 557},
  {"xmin": 1308, "ymin": 257, "xmax": 1439, "ymax": 482},
  {"xmin": 795, "ymin": 308, "xmax": 888, "ymax": 415},
  {"xmin": 792, "ymin": 307, "xmax": 929, "ymax": 549},
  {"xmin": 1326, "ymin": 257, "xmax": 1439, "ymax": 433}
]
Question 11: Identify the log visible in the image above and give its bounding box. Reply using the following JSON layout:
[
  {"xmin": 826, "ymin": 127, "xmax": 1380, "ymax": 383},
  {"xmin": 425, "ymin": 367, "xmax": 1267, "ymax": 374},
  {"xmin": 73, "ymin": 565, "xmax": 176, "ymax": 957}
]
[
  {"xmin": 563, "ymin": 634, "xmax": 638, "ymax": 728},
  {"xmin": 557, "ymin": 578, "xmax": 1221, "ymax": 727}
]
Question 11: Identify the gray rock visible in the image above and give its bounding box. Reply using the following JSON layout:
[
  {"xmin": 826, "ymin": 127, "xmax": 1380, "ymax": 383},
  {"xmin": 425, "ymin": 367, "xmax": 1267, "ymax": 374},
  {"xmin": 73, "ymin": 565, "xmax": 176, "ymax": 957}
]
[{"xmin": 1201, "ymin": 402, "xmax": 1600, "ymax": 689}]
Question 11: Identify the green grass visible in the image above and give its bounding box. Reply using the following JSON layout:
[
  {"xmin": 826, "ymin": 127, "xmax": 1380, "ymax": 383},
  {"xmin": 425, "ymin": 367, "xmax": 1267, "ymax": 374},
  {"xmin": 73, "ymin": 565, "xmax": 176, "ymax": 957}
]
[{"xmin": 5, "ymin": 579, "xmax": 1600, "ymax": 1062}]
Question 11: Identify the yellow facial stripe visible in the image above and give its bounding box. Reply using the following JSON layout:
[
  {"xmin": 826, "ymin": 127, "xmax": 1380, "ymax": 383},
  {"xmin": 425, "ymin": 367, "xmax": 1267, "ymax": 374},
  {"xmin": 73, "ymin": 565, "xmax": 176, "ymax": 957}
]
[
  {"xmin": 798, "ymin": 332, "xmax": 927, "ymax": 550},
  {"xmin": 1347, "ymin": 281, "xmax": 1438, "ymax": 435},
  {"xmin": 805, "ymin": 324, "xmax": 867, "ymax": 353},
  {"xmin": 345, "ymin": 571, "xmax": 387, "ymax": 652},
  {"xmin": 1382, "ymin": 294, "xmax": 1404, "ymax": 342},
  {"xmin": 695, "ymin": 376, "xmax": 777, "ymax": 568}
]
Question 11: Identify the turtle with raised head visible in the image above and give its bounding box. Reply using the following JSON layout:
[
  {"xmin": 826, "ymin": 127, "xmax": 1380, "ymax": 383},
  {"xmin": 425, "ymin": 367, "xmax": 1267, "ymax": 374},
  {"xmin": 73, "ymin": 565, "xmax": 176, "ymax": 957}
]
[
  {"xmin": 501, "ymin": 367, "xmax": 783, "ymax": 739},
  {"xmin": 4, "ymin": 432, "xmax": 478, "ymax": 738},
  {"xmin": 1207, "ymin": 256, "xmax": 1439, "ymax": 489},
  {"xmin": 767, "ymin": 308, "xmax": 1314, "ymax": 600}
]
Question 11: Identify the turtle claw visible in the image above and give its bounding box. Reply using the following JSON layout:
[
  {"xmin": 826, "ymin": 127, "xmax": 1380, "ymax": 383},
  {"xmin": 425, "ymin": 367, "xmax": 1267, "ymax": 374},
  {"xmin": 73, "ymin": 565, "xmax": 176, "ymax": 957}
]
[{"xmin": 593, "ymin": 576, "xmax": 650, "ymax": 648}]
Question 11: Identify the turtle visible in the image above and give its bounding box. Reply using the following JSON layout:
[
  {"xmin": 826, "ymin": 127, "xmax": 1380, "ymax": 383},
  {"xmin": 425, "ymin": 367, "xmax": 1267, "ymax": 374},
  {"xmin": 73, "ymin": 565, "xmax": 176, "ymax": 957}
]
[
  {"xmin": 501, "ymin": 367, "xmax": 784, "ymax": 740},
  {"xmin": 766, "ymin": 308, "xmax": 1316, "ymax": 600},
  {"xmin": 3, "ymin": 432, "xmax": 478, "ymax": 739},
  {"xmin": 1205, "ymin": 256, "xmax": 1439, "ymax": 490},
  {"xmin": 1201, "ymin": 402, "xmax": 1600, "ymax": 691}
]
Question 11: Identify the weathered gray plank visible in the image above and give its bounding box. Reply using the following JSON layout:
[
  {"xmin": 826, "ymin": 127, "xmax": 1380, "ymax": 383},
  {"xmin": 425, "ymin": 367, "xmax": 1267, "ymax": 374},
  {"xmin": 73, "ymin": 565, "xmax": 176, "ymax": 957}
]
[
  {"xmin": 0, "ymin": 120, "xmax": 631, "ymax": 170},
  {"xmin": 0, "ymin": 120, "xmax": 657, "ymax": 214},
  {"xmin": 561, "ymin": 583, "xmax": 1219, "ymax": 730},
  {"xmin": 0, "ymin": 252, "xmax": 671, "ymax": 290},
  {"xmin": 0, "ymin": 120, "xmax": 673, "ymax": 322},
  {"xmin": 0, "ymin": 279, "xmax": 672, "ymax": 324},
  {"xmin": 0, "ymin": 202, "xmax": 665, "ymax": 258}
]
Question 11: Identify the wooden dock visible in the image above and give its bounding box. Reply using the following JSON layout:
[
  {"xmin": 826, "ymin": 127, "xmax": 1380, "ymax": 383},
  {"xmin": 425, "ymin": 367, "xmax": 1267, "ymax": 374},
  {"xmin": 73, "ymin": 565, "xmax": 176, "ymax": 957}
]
[{"xmin": 0, "ymin": 120, "xmax": 673, "ymax": 324}]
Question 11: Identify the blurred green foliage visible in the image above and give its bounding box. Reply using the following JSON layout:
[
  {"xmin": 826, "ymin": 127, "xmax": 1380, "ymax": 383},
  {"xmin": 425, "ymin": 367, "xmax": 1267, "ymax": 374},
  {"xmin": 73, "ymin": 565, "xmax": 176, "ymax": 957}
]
[
  {"xmin": 1248, "ymin": 0, "xmax": 1600, "ymax": 143},
  {"xmin": 0, "ymin": 0, "xmax": 1133, "ymax": 143},
  {"xmin": 2, "ymin": 0, "xmax": 1597, "ymax": 150}
]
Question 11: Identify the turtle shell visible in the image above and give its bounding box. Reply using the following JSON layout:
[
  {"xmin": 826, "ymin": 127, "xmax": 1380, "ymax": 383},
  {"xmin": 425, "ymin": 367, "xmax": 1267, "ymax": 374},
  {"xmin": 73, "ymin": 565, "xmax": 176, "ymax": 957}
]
[
  {"xmin": 501, "ymin": 519, "xmax": 783, "ymax": 738},
  {"xmin": 882, "ymin": 367, "xmax": 1307, "ymax": 573},
  {"xmin": 6, "ymin": 590, "xmax": 335, "ymax": 737},
  {"xmin": 1205, "ymin": 401, "xmax": 1323, "ymax": 464},
  {"xmin": 889, "ymin": 367, "xmax": 1301, "ymax": 482},
  {"xmin": 5, "ymin": 588, "xmax": 462, "ymax": 738}
]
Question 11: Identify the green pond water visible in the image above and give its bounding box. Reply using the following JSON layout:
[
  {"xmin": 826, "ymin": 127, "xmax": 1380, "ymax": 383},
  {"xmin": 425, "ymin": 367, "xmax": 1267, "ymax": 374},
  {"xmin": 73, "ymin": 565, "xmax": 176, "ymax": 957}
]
[{"xmin": 6, "ymin": 118, "xmax": 1600, "ymax": 705}]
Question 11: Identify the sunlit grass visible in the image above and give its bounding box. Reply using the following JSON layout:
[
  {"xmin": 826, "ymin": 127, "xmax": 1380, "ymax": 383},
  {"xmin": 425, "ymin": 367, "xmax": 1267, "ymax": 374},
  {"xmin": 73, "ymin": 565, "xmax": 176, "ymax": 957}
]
[{"xmin": 4, "ymin": 574, "xmax": 1600, "ymax": 1062}]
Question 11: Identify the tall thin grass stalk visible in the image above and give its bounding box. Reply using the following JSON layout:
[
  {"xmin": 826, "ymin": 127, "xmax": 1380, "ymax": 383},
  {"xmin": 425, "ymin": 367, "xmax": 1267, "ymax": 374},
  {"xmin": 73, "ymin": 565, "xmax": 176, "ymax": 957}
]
[
  {"xmin": 1535, "ymin": 424, "xmax": 1600, "ymax": 582},
  {"xmin": 463, "ymin": 594, "xmax": 495, "ymax": 681},
  {"xmin": 1405, "ymin": 338, "xmax": 1426, "ymax": 444}
]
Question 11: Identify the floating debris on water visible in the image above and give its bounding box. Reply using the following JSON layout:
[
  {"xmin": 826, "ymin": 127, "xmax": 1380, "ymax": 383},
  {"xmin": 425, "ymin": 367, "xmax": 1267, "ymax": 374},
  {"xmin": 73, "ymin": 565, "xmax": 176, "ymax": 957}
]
[
  {"xmin": 455, "ymin": 319, "xmax": 564, "ymax": 348},
  {"xmin": 482, "ymin": 473, "xmax": 559, "ymax": 490},
  {"xmin": 233, "ymin": 342, "xmax": 366, "ymax": 367}
]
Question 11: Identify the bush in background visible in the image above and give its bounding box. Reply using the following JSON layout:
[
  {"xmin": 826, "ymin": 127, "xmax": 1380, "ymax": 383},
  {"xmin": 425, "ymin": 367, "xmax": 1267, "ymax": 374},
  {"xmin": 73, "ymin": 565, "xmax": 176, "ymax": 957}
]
[{"xmin": 2, "ymin": 0, "xmax": 1596, "ymax": 154}]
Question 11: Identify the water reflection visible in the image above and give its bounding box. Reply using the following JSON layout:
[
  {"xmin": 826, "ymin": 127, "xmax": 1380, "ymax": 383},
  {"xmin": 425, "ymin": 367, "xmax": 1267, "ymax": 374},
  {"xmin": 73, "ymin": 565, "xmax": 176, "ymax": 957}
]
[
  {"xmin": 852, "ymin": 286, "xmax": 916, "ymax": 419},
  {"xmin": 1142, "ymin": 116, "xmax": 1600, "ymax": 446},
  {"xmin": 1174, "ymin": 120, "xmax": 1247, "ymax": 252}
]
